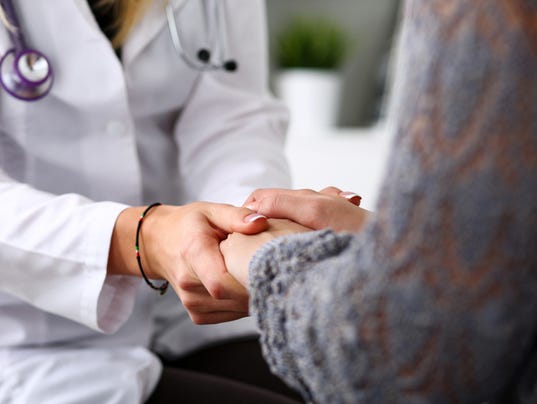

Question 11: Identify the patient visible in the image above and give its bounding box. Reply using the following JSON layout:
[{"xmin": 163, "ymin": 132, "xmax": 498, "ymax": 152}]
[{"xmin": 220, "ymin": 0, "xmax": 537, "ymax": 402}]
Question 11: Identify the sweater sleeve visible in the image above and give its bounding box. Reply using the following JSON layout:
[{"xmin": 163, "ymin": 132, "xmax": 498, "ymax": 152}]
[{"xmin": 248, "ymin": 1, "xmax": 537, "ymax": 402}]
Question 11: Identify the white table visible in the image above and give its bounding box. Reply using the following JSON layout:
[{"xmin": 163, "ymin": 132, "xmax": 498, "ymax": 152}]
[{"xmin": 284, "ymin": 122, "xmax": 394, "ymax": 211}]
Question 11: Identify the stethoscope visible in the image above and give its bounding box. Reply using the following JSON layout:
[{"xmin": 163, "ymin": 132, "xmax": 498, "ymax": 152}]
[
  {"xmin": 0, "ymin": 0, "xmax": 237, "ymax": 102},
  {"xmin": 0, "ymin": 0, "xmax": 53, "ymax": 101},
  {"xmin": 166, "ymin": 0, "xmax": 238, "ymax": 73}
]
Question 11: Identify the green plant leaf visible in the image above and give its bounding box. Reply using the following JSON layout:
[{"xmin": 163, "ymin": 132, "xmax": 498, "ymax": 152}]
[{"xmin": 275, "ymin": 16, "xmax": 350, "ymax": 70}]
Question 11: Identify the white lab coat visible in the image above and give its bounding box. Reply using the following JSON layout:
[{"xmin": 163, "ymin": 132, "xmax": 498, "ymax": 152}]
[{"xmin": 0, "ymin": 0, "xmax": 290, "ymax": 402}]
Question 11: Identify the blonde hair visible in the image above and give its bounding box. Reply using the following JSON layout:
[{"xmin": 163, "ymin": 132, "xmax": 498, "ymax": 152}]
[
  {"xmin": 0, "ymin": 0, "xmax": 156, "ymax": 48},
  {"xmin": 93, "ymin": 0, "xmax": 156, "ymax": 48}
]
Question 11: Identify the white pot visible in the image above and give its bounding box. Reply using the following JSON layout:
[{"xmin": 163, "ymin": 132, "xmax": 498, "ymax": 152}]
[{"xmin": 275, "ymin": 69, "xmax": 342, "ymax": 134}]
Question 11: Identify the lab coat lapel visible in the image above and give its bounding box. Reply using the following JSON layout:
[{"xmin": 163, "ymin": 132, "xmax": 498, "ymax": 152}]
[
  {"xmin": 122, "ymin": 0, "xmax": 186, "ymax": 66},
  {"xmin": 72, "ymin": 0, "xmax": 102, "ymax": 32}
]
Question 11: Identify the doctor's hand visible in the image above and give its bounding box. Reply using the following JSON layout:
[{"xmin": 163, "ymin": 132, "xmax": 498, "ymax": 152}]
[
  {"xmin": 108, "ymin": 203, "xmax": 269, "ymax": 324},
  {"xmin": 220, "ymin": 219, "xmax": 312, "ymax": 288},
  {"xmin": 243, "ymin": 187, "xmax": 371, "ymax": 233}
]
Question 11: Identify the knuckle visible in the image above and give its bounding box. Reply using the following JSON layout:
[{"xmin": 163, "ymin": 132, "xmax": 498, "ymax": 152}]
[
  {"xmin": 254, "ymin": 197, "xmax": 272, "ymax": 215},
  {"xmin": 189, "ymin": 313, "xmax": 206, "ymax": 325},
  {"xmin": 189, "ymin": 201, "xmax": 205, "ymax": 211},
  {"xmin": 206, "ymin": 280, "xmax": 224, "ymax": 299},
  {"xmin": 320, "ymin": 186, "xmax": 341, "ymax": 195},
  {"xmin": 180, "ymin": 294, "xmax": 197, "ymax": 310},
  {"xmin": 176, "ymin": 274, "xmax": 199, "ymax": 292}
]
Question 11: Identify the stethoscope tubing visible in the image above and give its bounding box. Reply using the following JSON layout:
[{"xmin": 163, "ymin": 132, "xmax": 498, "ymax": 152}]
[
  {"xmin": 166, "ymin": 2, "xmax": 201, "ymax": 70},
  {"xmin": 0, "ymin": 0, "xmax": 24, "ymax": 51}
]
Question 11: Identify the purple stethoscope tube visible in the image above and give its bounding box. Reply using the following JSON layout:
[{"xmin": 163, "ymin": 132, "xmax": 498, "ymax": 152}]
[{"xmin": 0, "ymin": 0, "xmax": 53, "ymax": 101}]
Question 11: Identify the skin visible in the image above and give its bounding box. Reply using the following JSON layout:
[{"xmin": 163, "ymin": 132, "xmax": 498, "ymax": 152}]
[
  {"xmin": 244, "ymin": 186, "xmax": 369, "ymax": 232},
  {"xmin": 221, "ymin": 218, "xmax": 312, "ymax": 287},
  {"xmin": 221, "ymin": 186, "xmax": 371, "ymax": 287},
  {"xmin": 107, "ymin": 202, "xmax": 268, "ymax": 324},
  {"xmin": 106, "ymin": 188, "xmax": 367, "ymax": 322}
]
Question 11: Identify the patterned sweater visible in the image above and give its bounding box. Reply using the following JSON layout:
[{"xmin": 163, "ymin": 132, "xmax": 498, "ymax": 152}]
[{"xmin": 248, "ymin": 1, "xmax": 537, "ymax": 403}]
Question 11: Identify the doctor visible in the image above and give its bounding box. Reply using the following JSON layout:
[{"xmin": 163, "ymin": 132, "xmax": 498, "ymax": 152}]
[{"xmin": 0, "ymin": 0, "xmax": 297, "ymax": 403}]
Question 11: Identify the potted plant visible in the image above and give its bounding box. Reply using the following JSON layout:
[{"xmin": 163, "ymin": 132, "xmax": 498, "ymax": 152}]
[{"xmin": 273, "ymin": 16, "xmax": 349, "ymax": 132}]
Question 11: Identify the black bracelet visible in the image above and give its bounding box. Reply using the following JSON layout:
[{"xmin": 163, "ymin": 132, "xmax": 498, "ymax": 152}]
[{"xmin": 135, "ymin": 202, "xmax": 169, "ymax": 295}]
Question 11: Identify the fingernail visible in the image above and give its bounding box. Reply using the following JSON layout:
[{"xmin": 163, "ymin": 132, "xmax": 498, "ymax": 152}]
[
  {"xmin": 244, "ymin": 213, "xmax": 267, "ymax": 223},
  {"xmin": 339, "ymin": 192, "xmax": 362, "ymax": 205}
]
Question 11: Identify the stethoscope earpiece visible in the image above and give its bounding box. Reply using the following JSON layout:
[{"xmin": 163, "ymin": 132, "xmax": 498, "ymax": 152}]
[
  {"xmin": 197, "ymin": 48, "xmax": 211, "ymax": 63},
  {"xmin": 196, "ymin": 47, "xmax": 237, "ymax": 72},
  {"xmin": 223, "ymin": 60, "xmax": 237, "ymax": 72},
  {"xmin": 166, "ymin": 0, "xmax": 238, "ymax": 73}
]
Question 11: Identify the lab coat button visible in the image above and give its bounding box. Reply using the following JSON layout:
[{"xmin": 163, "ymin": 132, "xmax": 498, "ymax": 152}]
[{"xmin": 106, "ymin": 120, "xmax": 127, "ymax": 136}]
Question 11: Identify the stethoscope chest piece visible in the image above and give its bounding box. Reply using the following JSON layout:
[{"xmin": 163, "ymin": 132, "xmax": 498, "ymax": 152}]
[
  {"xmin": 0, "ymin": 0, "xmax": 53, "ymax": 101},
  {"xmin": 0, "ymin": 48, "xmax": 53, "ymax": 101}
]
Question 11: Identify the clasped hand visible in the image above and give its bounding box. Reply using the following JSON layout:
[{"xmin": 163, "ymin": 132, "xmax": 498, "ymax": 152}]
[
  {"xmin": 127, "ymin": 187, "xmax": 368, "ymax": 325},
  {"xmin": 221, "ymin": 186, "xmax": 369, "ymax": 294}
]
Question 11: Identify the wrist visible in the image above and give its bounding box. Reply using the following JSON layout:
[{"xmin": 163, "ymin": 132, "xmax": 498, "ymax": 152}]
[
  {"xmin": 108, "ymin": 205, "xmax": 161, "ymax": 280},
  {"xmin": 135, "ymin": 203, "xmax": 169, "ymax": 294}
]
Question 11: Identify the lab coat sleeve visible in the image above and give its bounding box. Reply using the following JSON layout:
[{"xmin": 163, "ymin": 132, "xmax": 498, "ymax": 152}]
[
  {"xmin": 174, "ymin": 0, "xmax": 291, "ymax": 205},
  {"xmin": 0, "ymin": 169, "xmax": 139, "ymax": 334}
]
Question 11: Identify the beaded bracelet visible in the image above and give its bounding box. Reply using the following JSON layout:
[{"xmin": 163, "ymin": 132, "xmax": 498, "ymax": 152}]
[{"xmin": 135, "ymin": 202, "xmax": 169, "ymax": 295}]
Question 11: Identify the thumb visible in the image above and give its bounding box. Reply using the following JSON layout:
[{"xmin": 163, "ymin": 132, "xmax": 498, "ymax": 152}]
[
  {"xmin": 204, "ymin": 204, "xmax": 269, "ymax": 235},
  {"xmin": 320, "ymin": 186, "xmax": 361, "ymax": 206}
]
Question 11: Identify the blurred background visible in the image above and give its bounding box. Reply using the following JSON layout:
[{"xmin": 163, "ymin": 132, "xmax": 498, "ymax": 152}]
[
  {"xmin": 265, "ymin": 0, "xmax": 401, "ymax": 128},
  {"xmin": 265, "ymin": 0, "xmax": 403, "ymax": 209}
]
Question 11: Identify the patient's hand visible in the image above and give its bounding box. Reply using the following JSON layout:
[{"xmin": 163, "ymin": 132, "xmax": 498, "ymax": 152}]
[
  {"xmin": 220, "ymin": 219, "xmax": 311, "ymax": 287},
  {"xmin": 243, "ymin": 187, "xmax": 371, "ymax": 232}
]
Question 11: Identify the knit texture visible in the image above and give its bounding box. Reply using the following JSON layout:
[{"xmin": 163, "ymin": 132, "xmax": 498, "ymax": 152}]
[{"xmin": 249, "ymin": 1, "xmax": 537, "ymax": 403}]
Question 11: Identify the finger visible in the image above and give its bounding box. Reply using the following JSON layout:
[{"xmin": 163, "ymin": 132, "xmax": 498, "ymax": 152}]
[
  {"xmin": 189, "ymin": 234, "xmax": 248, "ymax": 299},
  {"xmin": 202, "ymin": 203, "xmax": 269, "ymax": 235},
  {"xmin": 172, "ymin": 238, "xmax": 241, "ymax": 300},
  {"xmin": 190, "ymin": 311, "xmax": 249, "ymax": 325},
  {"xmin": 319, "ymin": 186, "xmax": 343, "ymax": 196},
  {"xmin": 339, "ymin": 192, "xmax": 362, "ymax": 206},
  {"xmin": 319, "ymin": 186, "xmax": 361, "ymax": 206},
  {"xmin": 173, "ymin": 204, "xmax": 260, "ymax": 300},
  {"xmin": 177, "ymin": 288, "xmax": 249, "ymax": 314},
  {"xmin": 171, "ymin": 269, "xmax": 249, "ymax": 322},
  {"xmin": 243, "ymin": 188, "xmax": 317, "ymax": 210},
  {"xmin": 243, "ymin": 188, "xmax": 287, "ymax": 209},
  {"xmin": 254, "ymin": 194, "xmax": 328, "ymax": 229}
]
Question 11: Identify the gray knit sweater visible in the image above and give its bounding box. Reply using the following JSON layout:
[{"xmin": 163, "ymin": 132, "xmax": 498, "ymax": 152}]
[{"xmin": 248, "ymin": 1, "xmax": 537, "ymax": 403}]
